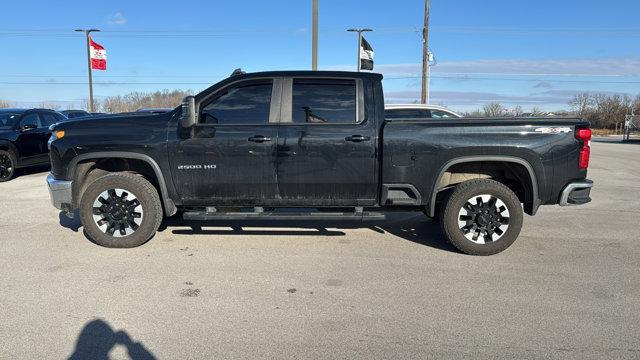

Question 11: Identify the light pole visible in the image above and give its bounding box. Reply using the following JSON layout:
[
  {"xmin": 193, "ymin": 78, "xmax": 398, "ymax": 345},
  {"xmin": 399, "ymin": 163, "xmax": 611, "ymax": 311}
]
[
  {"xmin": 75, "ymin": 28, "xmax": 100, "ymax": 112},
  {"xmin": 312, "ymin": 0, "xmax": 318, "ymax": 70},
  {"xmin": 347, "ymin": 28, "xmax": 372, "ymax": 72}
]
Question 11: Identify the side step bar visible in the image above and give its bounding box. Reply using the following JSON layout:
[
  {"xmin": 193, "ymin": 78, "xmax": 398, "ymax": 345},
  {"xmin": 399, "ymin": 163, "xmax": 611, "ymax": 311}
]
[{"xmin": 183, "ymin": 209, "xmax": 386, "ymax": 221}]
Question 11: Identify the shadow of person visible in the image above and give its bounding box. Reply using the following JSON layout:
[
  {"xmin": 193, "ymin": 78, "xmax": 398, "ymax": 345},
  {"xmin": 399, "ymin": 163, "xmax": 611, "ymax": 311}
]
[
  {"xmin": 68, "ymin": 319, "xmax": 156, "ymax": 360},
  {"xmin": 59, "ymin": 210, "xmax": 82, "ymax": 232}
]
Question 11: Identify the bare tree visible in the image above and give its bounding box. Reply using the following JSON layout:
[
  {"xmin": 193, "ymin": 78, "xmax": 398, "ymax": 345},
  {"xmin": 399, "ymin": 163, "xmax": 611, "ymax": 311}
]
[
  {"xmin": 512, "ymin": 105, "xmax": 524, "ymax": 117},
  {"xmin": 462, "ymin": 109, "xmax": 484, "ymax": 117},
  {"xmin": 530, "ymin": 107, "xmax": 545, "ymax": 117},
  {"xmin": 38, "ymin": 102, "xmax": 61, "ymax": 110},
  {"xmin": 0, "ymin": 99, "xmax": 13, "ymax": 108},
  {"xmin": 569, "ymin": 93, "xmax": 594, "ymax": 118},
  {"xmin": 483, "ymin": 102, "xmax": 505, "ymax": 117},
  {"xmin": 96, "ymin": 89, "xmax": 192, "ymax": 113}
]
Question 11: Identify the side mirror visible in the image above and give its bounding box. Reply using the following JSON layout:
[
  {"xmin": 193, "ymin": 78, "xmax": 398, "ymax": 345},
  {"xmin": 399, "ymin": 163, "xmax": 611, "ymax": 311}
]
[
  {"xmin": 180, "ymin": 96, "xmax": 197, "ymax": 129},
  {"xmin": 21, "ymin": 124, "xmax": 37, "ymax": 132}
]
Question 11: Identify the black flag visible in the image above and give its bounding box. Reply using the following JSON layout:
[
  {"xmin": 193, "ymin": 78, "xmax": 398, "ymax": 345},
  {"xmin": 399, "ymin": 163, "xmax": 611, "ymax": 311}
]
[{"xmin": 360, "ymin": 37, "xmax": 374, "ymax": 71}]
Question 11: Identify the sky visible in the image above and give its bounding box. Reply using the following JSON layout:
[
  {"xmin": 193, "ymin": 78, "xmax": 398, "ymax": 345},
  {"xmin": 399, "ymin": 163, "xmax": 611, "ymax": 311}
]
[{"xmin": 0, "ymin": 0, "xmax": 639, "ymax": 112}]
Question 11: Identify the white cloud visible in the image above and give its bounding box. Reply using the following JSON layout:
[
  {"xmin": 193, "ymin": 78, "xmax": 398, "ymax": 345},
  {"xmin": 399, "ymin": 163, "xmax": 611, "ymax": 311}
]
[
  {"xmin": 326, "ymin": 58, "xmax": 640, "ymax": 77},
  {"xmin": 108, "ymin": 12, "xmax": 127, "ymax": 26}
]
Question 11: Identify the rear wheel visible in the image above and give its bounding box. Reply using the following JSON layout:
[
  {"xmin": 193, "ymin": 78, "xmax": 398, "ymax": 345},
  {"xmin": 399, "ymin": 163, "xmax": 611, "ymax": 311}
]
[
  {"xmin": 440, "ymin": 179, "xmax": 523, "ymax": 255},
  {"xmin": 80, "ymin": 172, "xmax": 163, "ymax": 248},
  {"xmin": 0, "ymin": 150, "xmax": 16, "ymax": 182}
]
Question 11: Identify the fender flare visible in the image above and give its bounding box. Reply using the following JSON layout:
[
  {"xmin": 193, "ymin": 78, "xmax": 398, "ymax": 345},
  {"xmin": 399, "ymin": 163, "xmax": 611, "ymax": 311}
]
[
  {"xmin": 68, "ymin": 152, "xmax": 177, "ymax": 216},
  {"xmin": 428, "ymin": 156, "xmax": 539, "ymax": 217}
]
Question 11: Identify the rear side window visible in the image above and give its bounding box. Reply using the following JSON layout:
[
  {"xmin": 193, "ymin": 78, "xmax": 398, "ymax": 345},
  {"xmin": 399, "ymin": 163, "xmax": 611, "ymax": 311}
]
[
  {"xmin": 201, "ymin": 80, "xmax": 273, "ymax": 125},
  {"xmin": 385, "ymin": 109, "xmax": 429, "ymax": 119},
  {"xmin": 0, "ymin": 113, "xmax": 21, "ymax": 128},
  {"xmin": 292, "ymin": 79, "xmax": 356, "ymax": 123},
  {"xmin": 41, "ymin": 112, "xmax": 60, "ymax": 126}
]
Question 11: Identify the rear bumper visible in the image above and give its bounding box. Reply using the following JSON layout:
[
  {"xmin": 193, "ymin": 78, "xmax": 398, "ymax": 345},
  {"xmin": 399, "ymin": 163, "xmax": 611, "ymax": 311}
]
[
  {"xmin": 47, "ymin": 173, "xmax": 73, "ymax": 211},
  {"xmin": 559, "ymin": 179, "xmax": 593, "ymax": 206}
]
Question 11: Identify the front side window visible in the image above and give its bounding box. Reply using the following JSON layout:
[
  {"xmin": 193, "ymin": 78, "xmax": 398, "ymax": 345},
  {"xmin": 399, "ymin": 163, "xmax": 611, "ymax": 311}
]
[
  {"xmin": 292, "ymin": 79, "xmax": 356, "ymax": 123},
  {"xmin": 201, "ymin": 80, "xmax": 273, "ymax": 125}
]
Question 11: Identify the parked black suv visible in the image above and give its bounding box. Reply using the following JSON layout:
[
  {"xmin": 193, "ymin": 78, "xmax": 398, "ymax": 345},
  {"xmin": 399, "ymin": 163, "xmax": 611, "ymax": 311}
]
[
  {"xmin": 61, "ymin": 110, "xmax": 91, "ymax": 119},
  {"xmin": 0, "ymin": 108, "xmax": 67, "ymax": 181}
]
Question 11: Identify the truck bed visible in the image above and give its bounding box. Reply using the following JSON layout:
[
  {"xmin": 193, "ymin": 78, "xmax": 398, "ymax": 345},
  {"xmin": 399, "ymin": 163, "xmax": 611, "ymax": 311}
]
[{"xmin": 381, "ymin": 117, "xmax": 590, "ymax": 215}]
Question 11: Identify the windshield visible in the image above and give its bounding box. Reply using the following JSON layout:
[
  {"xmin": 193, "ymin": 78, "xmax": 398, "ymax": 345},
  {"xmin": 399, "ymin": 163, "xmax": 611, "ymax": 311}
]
[{"xmin": 0, "ymin": 113, "xmax": 21, "ymax": 129}]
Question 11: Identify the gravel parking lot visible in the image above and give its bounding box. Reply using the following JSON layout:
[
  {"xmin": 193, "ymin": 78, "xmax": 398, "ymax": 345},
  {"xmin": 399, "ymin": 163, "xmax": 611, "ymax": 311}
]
[{"xmin": 0, "ymin": 138, "xmax": 638, "ymax": 359}]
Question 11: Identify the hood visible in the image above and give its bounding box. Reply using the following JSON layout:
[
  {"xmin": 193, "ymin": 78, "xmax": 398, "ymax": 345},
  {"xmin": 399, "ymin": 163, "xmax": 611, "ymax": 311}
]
[{"xmin": 53, "ymin": 110, "xmax": 175, "ymax": 131}]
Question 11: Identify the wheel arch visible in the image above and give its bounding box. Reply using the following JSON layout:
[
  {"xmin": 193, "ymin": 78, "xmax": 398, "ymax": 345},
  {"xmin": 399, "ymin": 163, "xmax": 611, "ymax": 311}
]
[
  {"xmin": 68, "ymin": 152, "xmax": 176, "ymax": 216},
  {"xmin": 428, "ymin": 156, "xmax": 539, "ymax": 217},
  {"xmin": 0, "ymin": 140, "xmax": 20, "ymax": 167}
]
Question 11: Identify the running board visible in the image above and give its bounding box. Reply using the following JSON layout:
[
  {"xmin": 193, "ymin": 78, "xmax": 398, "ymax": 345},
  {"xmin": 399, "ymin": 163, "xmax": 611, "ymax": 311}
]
[{"xmin": 183, "ymin": 210, "xmax": 386, "ymax": 221}]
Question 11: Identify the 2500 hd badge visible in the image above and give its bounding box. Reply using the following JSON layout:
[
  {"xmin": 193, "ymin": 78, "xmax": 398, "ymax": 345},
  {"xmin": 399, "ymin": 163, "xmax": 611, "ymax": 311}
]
[{"xmin": 177, "ymin": 164, "xmax": 217, "ymax": 170}]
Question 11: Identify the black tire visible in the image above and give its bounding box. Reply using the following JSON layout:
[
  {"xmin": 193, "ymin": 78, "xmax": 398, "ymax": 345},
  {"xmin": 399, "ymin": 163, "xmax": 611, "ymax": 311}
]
[
  {"xmin": 440, "ymin": 179, "xmax": 523, "ymax": 256},
  {"xmin": 0, "ymin": 150, "xmax": 17, "ymax": 182},
  {"xmin": 79, "ymin": 172, "xmax": 163, "ymax": 248}
]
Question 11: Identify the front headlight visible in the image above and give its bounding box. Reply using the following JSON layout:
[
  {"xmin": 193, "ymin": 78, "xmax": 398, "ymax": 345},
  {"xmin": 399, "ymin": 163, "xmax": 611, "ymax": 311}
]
[{"xmin": 53, "ymin": 130, "xmax": 65, "ymax": 139}]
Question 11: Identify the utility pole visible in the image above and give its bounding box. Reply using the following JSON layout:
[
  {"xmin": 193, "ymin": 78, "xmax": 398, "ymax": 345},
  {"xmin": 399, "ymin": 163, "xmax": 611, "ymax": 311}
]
[
  {"xmin": 312, "ymin": 0, "xmax": 318, "ymax": 70},
  {"xmin": 75, "ymin": 28, "xmax": 100, "ymax": 112},
  {"xmin": 426, "ymin": 51, "xmax": 434, "ymax": 104},
  {"xmin": 347, "ymin": 28, "xmax": 372, "ymax": 72},
  {"xmin": 421, "ymin": 0, "xmax": 430, "ymax": 104}
]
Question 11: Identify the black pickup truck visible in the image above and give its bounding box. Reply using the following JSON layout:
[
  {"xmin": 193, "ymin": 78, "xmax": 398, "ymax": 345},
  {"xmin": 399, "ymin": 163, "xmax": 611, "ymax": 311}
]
[{"xmin": 46, "ymin": 71, "xmax": 593, "ymax": 255}]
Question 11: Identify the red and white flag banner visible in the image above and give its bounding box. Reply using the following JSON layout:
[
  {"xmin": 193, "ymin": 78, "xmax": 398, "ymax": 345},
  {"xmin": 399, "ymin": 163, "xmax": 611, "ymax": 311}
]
[{"xmin": 89, "ymin": 37, "xmax": 107, "ymax": 70}]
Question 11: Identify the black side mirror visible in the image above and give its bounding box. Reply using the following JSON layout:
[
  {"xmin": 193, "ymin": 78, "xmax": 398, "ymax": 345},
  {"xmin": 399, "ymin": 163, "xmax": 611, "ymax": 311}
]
[
  {"xmin": 180, "ymin": 96, "xmax": 197, "ymax": 129},
  {"xmin": 21, "ymin": 124, "xmax": 37, "ymax": 132}
]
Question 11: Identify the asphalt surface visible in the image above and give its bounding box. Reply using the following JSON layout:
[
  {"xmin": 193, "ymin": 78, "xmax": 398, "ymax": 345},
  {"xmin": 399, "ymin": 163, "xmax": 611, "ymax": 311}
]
[{"xmin": 0, "ymin": 138, "xmax": 638, "ymax": 359}]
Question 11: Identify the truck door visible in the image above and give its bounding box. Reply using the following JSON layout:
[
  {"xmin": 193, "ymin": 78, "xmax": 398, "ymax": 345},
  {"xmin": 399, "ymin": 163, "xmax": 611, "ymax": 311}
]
[
  {"xmin": 276, "ymin": 78, "xmax": 378, "ymax": 206},
  {"xmin": 170, "ymin": 78, "xmax": 279, "ymax": 205}
]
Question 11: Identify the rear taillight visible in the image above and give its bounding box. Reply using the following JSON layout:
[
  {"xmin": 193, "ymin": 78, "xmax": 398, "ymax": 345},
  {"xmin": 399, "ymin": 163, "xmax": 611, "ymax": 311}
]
[
  {"xmin": 575, "ymin": 128, "xmax": 592, "ymax": 141},
  {"xmin": 575, "ymin": 127, "xmax": 591, "ymax": 169}
]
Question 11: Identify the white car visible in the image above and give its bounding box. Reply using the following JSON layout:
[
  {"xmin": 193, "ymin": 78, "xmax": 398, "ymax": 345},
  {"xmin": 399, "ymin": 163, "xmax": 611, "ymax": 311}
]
[{"xmin": 385, "ymin": 104, "xmax": 461, "ymax": 119}]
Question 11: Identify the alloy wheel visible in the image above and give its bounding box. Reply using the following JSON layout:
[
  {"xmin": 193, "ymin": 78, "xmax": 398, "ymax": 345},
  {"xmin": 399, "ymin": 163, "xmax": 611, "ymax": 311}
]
[
  {"xmin": 92, "ymin": 188, "xmax": 144, "ymax": 237},
  {"xmin": 457, "ymin": 194, "xmax": 510, "ymax": 244},
  {"xmin": 0, "ymin": 154, "xmax": 14, "ymax": 180}
]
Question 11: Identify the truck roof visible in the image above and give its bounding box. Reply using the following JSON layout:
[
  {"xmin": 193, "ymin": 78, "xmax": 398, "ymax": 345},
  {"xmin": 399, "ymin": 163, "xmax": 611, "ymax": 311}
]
[
  {"xmin": 195, "ymin": 70, "xmax": 383, "ymax": 100},
  {"xmin": 232, "ymin": 70, "xmax": 383, "ymax": 79}
]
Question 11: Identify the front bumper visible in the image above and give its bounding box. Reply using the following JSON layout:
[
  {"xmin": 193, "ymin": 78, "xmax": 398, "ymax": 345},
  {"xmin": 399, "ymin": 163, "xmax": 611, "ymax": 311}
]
[
  {"xmin": 559, "ymin": 179, "xmax": 593, "ymax": 206},
  {"xmin": 46, "ymin": 173, "xmax": 73, "ymax": 211}
]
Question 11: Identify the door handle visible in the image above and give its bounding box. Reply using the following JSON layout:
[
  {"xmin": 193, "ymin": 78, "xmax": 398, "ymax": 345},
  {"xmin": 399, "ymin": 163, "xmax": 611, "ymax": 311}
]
[
  {"xmin": 248, "ymin": 135, "xmax": 272, "ymax": 143},
  {"xmin": 345, "ymin": 135, "xmax": 370, "ymax": 142}
]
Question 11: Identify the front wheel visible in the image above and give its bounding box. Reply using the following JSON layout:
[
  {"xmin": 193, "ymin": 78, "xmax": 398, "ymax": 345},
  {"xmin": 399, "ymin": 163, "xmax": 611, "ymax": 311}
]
[
  {"xmin": 79, "ymin": 173, "xmax": 163, "ymax": 248},
  {"xmin": 440, "ymin": 179, "xmax": 523, "ymax": 256}
]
